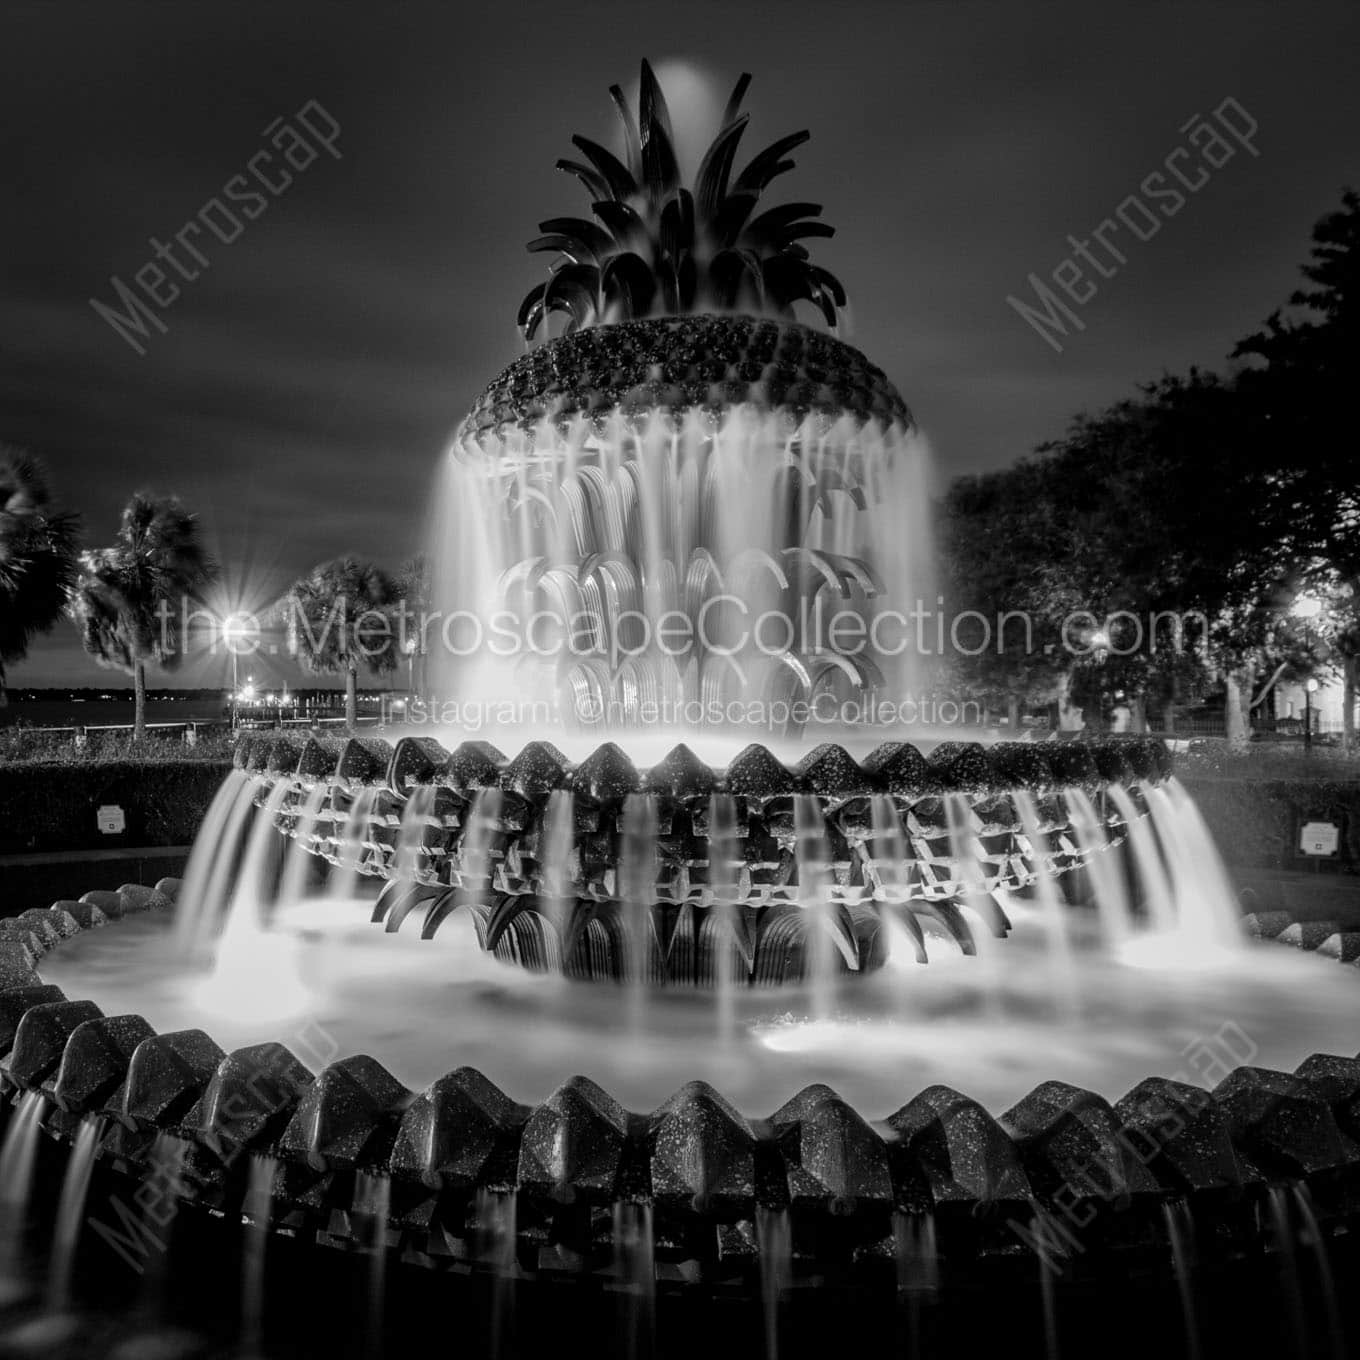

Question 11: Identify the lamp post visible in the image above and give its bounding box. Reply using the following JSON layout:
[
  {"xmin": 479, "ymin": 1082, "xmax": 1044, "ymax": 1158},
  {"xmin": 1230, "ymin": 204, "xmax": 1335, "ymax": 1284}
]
[
  {"xmin": 1292, "ymin": 594, "xmax": 1323, "ymax": 751},
  {"xmin": 404, "ymin": 636, "xmax": 418, "ymax": 698}
]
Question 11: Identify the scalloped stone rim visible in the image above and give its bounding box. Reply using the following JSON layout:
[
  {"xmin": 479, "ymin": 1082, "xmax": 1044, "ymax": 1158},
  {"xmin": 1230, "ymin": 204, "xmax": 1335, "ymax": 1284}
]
[{"xmin": 5, "ymin": 881, "xmax": 1360, "ymax": 1284}]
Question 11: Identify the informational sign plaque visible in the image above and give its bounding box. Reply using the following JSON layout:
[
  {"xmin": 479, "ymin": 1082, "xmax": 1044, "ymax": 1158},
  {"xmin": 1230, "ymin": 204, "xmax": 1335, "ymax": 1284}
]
[{"xmin": 1299, "ymin": 820, "xmax": 1340, "ymax": 857}]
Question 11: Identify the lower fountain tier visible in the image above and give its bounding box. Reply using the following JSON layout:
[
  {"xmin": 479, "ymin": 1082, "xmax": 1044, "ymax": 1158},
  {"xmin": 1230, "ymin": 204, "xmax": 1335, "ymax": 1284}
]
[{"xmin": 5, "ymin": 880, "xmax": 1360, "ymax": 1289}]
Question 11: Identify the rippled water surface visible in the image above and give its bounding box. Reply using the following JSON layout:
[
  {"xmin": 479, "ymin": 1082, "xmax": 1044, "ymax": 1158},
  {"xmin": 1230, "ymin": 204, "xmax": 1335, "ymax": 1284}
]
[{"xmin": 42, "ymin": 900, "xmax": 1360, "ymax": 1117}]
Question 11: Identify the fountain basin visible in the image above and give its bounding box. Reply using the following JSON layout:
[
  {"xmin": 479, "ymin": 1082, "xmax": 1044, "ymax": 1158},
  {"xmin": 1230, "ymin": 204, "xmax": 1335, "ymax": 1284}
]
[{"xmin": 6, "ymin": 878, "xmax": 1360, "ymax": 1297}]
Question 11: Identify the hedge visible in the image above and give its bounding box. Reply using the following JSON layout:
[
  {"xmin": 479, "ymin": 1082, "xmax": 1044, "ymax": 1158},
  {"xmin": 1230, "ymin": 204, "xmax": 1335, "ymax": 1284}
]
[
  {"xmin": 0, "ymin": 760, "xmax": 232, "ymax": 855},
  {"xmin": 1181, "ymin": 775, "xmax": 1360, "ymax": 873}
]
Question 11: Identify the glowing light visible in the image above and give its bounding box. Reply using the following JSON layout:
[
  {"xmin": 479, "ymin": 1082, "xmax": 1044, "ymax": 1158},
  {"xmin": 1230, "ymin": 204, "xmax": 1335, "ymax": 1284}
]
[
  {"xmin": 1116, "ymin": 932, "xmax": 1240, "ymax": 974},
  {"xmin": 1292, "ymin": 594, "xmax": 1323, "ymax": 621}
]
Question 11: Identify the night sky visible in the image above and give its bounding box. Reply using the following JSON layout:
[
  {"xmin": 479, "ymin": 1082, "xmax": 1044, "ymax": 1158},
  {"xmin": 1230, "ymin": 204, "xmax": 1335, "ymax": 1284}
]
[{"xmin": 3, "ymin": 0, "xmax": 1357, "ymax": 687}]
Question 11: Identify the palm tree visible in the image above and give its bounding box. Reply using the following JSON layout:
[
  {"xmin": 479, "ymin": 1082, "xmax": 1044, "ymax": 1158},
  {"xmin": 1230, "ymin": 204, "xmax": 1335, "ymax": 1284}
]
[
  {"xmin": 0, "ymin": 448, "xmax": 81, "ymax": 700},
  {"xmin": 282, "ymin": 557, "xmax": 401, "ymax": 726},
  {"xmin": 397, "ymin": 554, "xmax": 430, "ymax": 695},
  {"xmin": 69, "ymin": 493, "xmax": 216, "ymax": 739}
]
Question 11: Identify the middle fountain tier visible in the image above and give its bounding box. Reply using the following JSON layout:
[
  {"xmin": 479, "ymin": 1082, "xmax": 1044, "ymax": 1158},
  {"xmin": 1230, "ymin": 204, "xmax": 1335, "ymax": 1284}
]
[{"xmin": 231, "ymin": 731, "xmax": 1173, "ymax": 985}]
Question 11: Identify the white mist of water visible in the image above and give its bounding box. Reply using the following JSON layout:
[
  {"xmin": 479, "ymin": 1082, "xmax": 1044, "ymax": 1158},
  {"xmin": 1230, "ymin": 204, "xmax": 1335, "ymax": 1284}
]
[
  {"xmin": 1163, "ymin": 1199, "xmax": 1201, "ymax": 1360},
  {"xmin": 1136, "ymin": 781, "xmax": 1242, "ymax": 958},
  {"xmin": 356, "ymin": 1171, "xmax": 390, "ymax": 1357},
  {"xmin": 1014, "ymin": 791, "xmax": 1078, "ymax": 1017},
  {"xmin": 46, "ymin": 1116, "xmax": 101, "ymax": 1310},
  {"xmin": 1067, "ymin": 788, "xmax": 1132, "ymax": 952},
  {"xmin": 756, "ymin": 1205, "xmax": 791, "ymax": 1360},
  {"xmin": 174, "ymin": 769, "xmax": 257, "ymax": 959},
  {"xmin": 613, "ymin": 1200, "xmax": 656, "ymax": 1360},
  {"xmin": 1109, "ymin": 783, "xmax": 1177, "ymax": 933},
  {"xmin": 794, "ymin": 794, "xmax": 838, "ymax": 1018},
  {"xmin": 275, "ymin": 783, "xmax": 329, "ymax": 908},
  {"xmin": 0, "ymin": 1091, "xmax": 46, "ymax": 1295},
  {"xmin": 708, "ymin": 792, "xmax": 741, "ymax": 1039},
  {"xmin": 621, "ymin": 793, "xmax": 659, "ymax": 1018},
  {"xmin": 328, "ymin": 788, "xmax": 378, "ymax": 904},
  {"xmin": 1292, "ymin": 1183, "xmax": 1344, "ymax": 1360},
  {"xmin": 430, "ymin": 410, "xmax": 933, "ymax": 747},
  {"xmin": 476, "ymin": 1187, "xmax": 518, "ymax": 1359},
  {"xmin": 240, "ymin": 1154, "xmax": 277, "ymax": 1353}
]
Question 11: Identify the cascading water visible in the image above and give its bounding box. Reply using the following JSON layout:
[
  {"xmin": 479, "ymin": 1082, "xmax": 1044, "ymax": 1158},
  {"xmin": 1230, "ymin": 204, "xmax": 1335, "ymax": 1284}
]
[
  {"xmin": 0, "ymin": 1091, "xmax": 45, "ymax": 1298},
  {"xmin": 46, "ymin": 1116, "xmax": 101, "ymax": 1311},
  {"xmin": 174, "ymin": 769, "xmax": 257, "ymax": 959},
  {"xmin": 240, "ymin": 1154, "xmax": 278, "ymax": 1354},
  {"xmin": 427, "ymin": 410, "xmax": 935, "ymax": 751},
  {"xmin": 613, "ymin": 1200, "xmax": 655, "ymax": 1360},
  {"xmin": 756, "ymin": 1205, "xmax": 791, "ymax": 1360},
  {"xmin": 1013, "ymin": 790, "xmax": 1078, "ymax": 1015},
  {"xmin": 1162, "ymin": 1199, "xmax": 1200, "ymax": 1360},
  {"xmin": 1145, "ymin": 781, "xmax": 1242, "ymax": 952}
]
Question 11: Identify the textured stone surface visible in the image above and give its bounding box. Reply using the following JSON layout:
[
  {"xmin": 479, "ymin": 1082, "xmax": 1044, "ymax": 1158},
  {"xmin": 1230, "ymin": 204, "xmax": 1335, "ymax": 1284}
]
[
  {"xmin": 9, "ymin": 1000, "xmax": 104, "ymax": 1087},
  {"xmin": 517, "ymin": 1074, "xmax": 629, "ymax": 1200},
  {"xmin": 1002, "ymin": 1081, "xmax": 1161, "ymax": 1204},
  {"xmin": 0, "ymin": 985, "xmax": 66, "ymax": 1055},
  {"xmin": 887, "ymin": 1085, "xmax": 1031, "ymax": 1208},
  {"xmin": 79, "ymin": 890, "xmax": 125, "ymax": 919},
  {"xmin": 1317, "ymin": 932, "xmax": 1360, "ymax": 963},
  {"xmin": 1115, "ymin": 1077, "xmax": 1246, "ymax": 1194},
  {"xmin": 180, "ymin": 1043, "xmax": 315, "ymax": 1166},
  {"xmin": 1214, "ymin": 1067, "xmax": 1360, "ymax": 1176},
  {"xmin": 277, "ymin": 1054, "xmax": 412, "ymax": 1172},
  {"xmin": 1241, "ymin": 911, "xmax": 1293, "ymax": 939},
  {"xmin": 1293, "ymin": 1053, "xmax": 1360, "ymax": 1140},
  {"xmin": 772, "ymin": 1084, "xmax": 892, "ymax": 1214},
  {"xmin": 117, "ymin": 884, "xmax": 172, "ymax": 914},
  {"xmin": 1279, "ymin": 920, "xmax": 1342, "ymax": 951},
  {"xmin": 113, "ymin": 1029, "xmax": 226, "ymax": 1129},
  {"xmin": 52, "ymin": 900, "xmax": 107, "ymax": 930},
  {"xmin": 51, "ymin": 1013, "xmax": 156, "ymax": 1112},
  {"xmin": 649, "ymin": 1080, "xmax": 756, "ymax": 1212},
  {"xmin": 462, "ymin": 316, "xmax": 911, "ymax": 438},
  {"xmin": 391, "ymin": 1066, "xmax": 527, "ymax": 1190}
]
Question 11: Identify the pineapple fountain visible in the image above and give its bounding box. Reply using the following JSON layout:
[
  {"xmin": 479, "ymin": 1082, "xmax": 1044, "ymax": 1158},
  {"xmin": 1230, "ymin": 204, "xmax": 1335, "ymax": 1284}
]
[{"xmin": 2, "ymin": 62, "xmax": 1359, "ymax": 1360}]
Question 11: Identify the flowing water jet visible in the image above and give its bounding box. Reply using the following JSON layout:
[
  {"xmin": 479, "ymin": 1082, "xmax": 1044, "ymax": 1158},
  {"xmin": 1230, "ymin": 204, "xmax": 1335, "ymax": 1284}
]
[
  {"xmin": 1162, "ymin": 1199, "xmax": 1201, "ymax": 1360},
  {"xmin": 613, "ymin": 1200, "xmax": 655, "ymax": 1360},
  {"xmin": 239, "ymin": 1154, "xmax": 277, "ymax": 1355},
  {"xmin": 46, "ymin": 1115, "xmax": 101, "ymax": 1311},
  {"xmin": 0, "ymin": 1092, "xmax": 46, "ymax": 1297},
  {"xmin": 756, "ymin": 1205, "xmax": 791, "ymax": 1360}
]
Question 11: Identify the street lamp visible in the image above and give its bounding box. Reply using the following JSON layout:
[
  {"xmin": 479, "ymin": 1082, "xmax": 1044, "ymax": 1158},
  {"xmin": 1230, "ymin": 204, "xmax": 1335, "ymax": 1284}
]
[
  {"xmin": 220, "ymin": 613, "xmax": 254, "ymax": 729},
  {"xmin": 1292, "ymin": 594, "xmax": 1323, "ymax": 750}
]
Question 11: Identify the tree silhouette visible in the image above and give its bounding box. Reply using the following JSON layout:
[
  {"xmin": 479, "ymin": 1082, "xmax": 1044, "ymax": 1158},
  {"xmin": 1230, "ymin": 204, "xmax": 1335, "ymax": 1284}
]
[
  {"xmin": 69, "ymin": 493, "xmax": 215, "ymax": 739},
  {"xmin": 0, "ymin": 448, "xmax": 80, "ymax": 699},
  {"xmin": 282, "ymin": 557, "xmax": 401, "ymax": 726}
]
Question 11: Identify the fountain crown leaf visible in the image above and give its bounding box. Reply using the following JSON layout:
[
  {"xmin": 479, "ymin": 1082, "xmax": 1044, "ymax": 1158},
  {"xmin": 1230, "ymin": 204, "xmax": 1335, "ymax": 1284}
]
[{"xmin": 520, "ymin": 63, "xmax": 846, "ymax": 338}]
